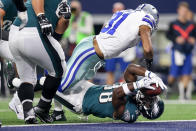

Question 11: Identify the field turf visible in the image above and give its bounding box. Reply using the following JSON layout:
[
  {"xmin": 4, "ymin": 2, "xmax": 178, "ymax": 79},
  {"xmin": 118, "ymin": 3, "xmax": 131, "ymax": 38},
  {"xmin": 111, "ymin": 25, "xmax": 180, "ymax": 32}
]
[{"xmin": 0, "ymin": 98, "xmax": 196, "ymax": 125}]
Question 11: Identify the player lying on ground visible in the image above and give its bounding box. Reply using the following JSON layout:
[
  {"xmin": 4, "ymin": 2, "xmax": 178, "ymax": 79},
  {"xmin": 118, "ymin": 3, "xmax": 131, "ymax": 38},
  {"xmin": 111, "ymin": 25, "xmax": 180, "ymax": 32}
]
[{"xmin": 11, "ymin": 64, "xmax": 166, "ymax": 123}]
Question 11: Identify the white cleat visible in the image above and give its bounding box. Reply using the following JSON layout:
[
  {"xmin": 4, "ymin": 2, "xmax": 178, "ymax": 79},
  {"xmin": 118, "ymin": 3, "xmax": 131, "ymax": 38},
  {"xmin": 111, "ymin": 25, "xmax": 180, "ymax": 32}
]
[{"xmin": 9, "ymin": 92, "xmax": 24, "ymax": 120}]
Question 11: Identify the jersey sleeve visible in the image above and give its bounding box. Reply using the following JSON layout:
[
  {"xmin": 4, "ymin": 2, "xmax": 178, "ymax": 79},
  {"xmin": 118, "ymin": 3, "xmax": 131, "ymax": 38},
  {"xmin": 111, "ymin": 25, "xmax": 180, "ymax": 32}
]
[
  {"xmin": 139, "ymin": 14, "xmax": 156, "ymax": 30},
  {"xmin": 0, "ymin": 0, "xmax": 13, "ymax": 12}
]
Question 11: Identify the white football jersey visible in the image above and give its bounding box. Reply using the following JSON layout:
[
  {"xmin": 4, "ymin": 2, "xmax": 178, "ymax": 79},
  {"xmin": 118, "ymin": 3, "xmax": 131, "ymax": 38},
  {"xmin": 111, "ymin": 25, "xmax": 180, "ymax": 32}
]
[{"xmin": 96, "ymin": 9, "xmax": 155, "ymax": 59}]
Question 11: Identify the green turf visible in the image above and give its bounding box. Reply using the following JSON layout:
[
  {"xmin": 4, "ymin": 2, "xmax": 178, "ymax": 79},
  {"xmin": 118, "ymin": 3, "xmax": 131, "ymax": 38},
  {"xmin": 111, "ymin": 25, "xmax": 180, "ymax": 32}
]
[{"xmin": 0, "ymin": 98, "xmax": 196, "ymax": 125}]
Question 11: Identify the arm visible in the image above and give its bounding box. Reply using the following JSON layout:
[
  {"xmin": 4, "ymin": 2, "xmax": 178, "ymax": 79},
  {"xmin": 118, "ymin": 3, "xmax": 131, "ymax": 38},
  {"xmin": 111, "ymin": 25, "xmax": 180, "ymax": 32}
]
[
  {"xmin": 139, "ymin": 25, "xmax": 153, "ymax": 70},
  {"xmin": 53, "ymin": 17, "xmax": 69, "ymax": 41},
  {"xmin": 0, "ymin": 8, "xmax": 5, "ymax": 26},
  {"xmin": 112, "ymin": 83, "xmax": 134, "ymax": 119},
  {"xmin": 124, "ymin": 64, "xmax": 146, "ymax": 83},
  {"xmin": 12, "ymin": 0, "xmax": 26, "ymax": 12},
  {"xmin": 32, "ymin": 0, "xmax": 44, "ymax": 15},
  {"xmin": 139, "ymin": 25, "xmax": 153, "ymax": 59}
]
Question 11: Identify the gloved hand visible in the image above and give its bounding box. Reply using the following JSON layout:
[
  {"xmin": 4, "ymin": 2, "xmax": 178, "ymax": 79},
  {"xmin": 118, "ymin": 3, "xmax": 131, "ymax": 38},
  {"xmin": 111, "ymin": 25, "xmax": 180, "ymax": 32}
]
[
  {"xmin": 144, "ymin": 58, "xmax": 153, "ymax": 70},
  {"xmin": 133, "ymin": 77, "xmax": 156, "ymax": 91},
  {"xmin": 145, "ymin": 70, "xmax": 167, "ymax": 91},
  {"xmin": 37, "ymin": 13, "xmax": 53, "ymax": 35},
  {"xmin": 18, "ymin": 11, "xmax": 28, "ymax": 30},
  {"xmin": 56, "ymin": 0, "xmax": 71, "ymax": 19}
]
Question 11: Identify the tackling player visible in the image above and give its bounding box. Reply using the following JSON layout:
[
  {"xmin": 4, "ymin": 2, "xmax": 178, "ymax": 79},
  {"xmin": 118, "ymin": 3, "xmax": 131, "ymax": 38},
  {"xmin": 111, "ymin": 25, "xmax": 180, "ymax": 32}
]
[
  {"xmin": 58, "ymin": 4, "xmax": 166, "ymax": 95},
  {"xmin": 8, "ymin": 0, "xmax": 71, "ymax": 124}
]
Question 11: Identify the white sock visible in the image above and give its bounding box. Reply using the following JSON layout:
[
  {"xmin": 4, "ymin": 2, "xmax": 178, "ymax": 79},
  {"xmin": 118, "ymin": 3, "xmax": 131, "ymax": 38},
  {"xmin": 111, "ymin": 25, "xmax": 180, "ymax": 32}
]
[
  {"xmin": 186, "ymin": 81, "xmax": 193, "ymax": 100},
  {"xmin": 178, "ymin": 82, "xmax": 185, "ymax": 100},
  {"xmin": 54, "ymin": 99, "xmax": 63, "ymax": 111}
]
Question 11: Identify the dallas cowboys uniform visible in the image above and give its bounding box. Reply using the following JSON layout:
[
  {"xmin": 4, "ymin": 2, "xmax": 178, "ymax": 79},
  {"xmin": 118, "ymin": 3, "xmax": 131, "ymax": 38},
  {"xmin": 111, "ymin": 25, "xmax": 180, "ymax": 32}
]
[{"xmin": 58, "ymin": 9, "xmax": 156, "ymax": 93}]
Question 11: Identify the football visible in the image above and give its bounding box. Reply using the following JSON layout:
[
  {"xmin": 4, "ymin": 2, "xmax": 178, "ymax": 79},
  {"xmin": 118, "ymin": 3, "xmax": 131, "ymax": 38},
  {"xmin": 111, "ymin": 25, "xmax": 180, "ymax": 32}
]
[{"xmin": 140, "ymin": 83, "xmax": 162, "ymax": 96}]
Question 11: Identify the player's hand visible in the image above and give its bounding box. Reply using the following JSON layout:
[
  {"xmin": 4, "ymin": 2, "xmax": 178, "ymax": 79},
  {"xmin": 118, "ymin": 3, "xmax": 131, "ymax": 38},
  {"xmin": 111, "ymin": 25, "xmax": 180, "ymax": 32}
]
[
  {"xmin": 133, "ymin": 77, "xmax": 156, "ymax": 91},
  {"xmin": 56, "ymin": 0, "xmax": 71, "ymax": 19},
  {"xmin": 18, "ymin": 11, "xmax": 28, "ymax": 30},
  {"xmin": 145, "ymin": 70, "xmax": 167, "ymax": 91},
  {"xmin": 144, "ymin": 58, "xmax": 153, "ymax": 70},
  {"xmin": 37, "ymin": 13, "xmax": 53, "ymax": 35}
]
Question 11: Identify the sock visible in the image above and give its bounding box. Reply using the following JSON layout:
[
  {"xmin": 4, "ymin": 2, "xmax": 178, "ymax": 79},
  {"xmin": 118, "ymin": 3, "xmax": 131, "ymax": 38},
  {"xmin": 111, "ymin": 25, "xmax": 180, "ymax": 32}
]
[
  {"xmin": 186, "ymin": 81, "xmax": 193, "ymax": 100},
  {"xmin": 54, "ymin": 99, "xmax": 63, "ymax": 111},
  {"xmin": 178, "ymin": 82, "xmax": 185, "ymax": 100},
  {"xmin": 17, "ymin": 83, "xmax": 34, "ymax": 113},
  {"xmin": 38, "ymin": 75, "xmax": 61, "ymax": 111}
]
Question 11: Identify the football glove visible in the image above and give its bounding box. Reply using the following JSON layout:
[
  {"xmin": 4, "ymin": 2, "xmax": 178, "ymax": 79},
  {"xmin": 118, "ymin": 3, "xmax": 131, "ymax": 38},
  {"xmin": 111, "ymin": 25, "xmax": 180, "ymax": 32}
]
[
  {"xmin": 56, "ymin": 0, "xmax": 71, "ymax": 19},
  {"xmin": 145, "ymin": 70, "xmax": 167, "ymax": 91},
  {"xmin": 18, "ymin": 11, "xmax": 28, "ymax": 30},
  {"xmin": 37, "ymin": 13, "xmax": 53, "ymax": 35},
  {"xmin": 133, "ymin": 77, "xmax": 156, "ymax": 91}
]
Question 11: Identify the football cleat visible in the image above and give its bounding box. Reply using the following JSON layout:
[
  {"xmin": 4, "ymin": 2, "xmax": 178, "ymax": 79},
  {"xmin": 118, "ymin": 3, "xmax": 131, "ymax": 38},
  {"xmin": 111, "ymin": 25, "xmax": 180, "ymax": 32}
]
[
  {"xmin": 24, "ymin": 109, "xmax": 38, "ymax": 124},
  {"xmin": 51, "ymin": 110, "xmax": 66, "ymax": 121},
  {"xmin": 9, "ymin": 92, "xmax": 24, "ymax": 120},
  {"xmin": 34, "ymin": 106, "xmax": 53, "ymax": 123},
  {"xmin": 5, "ymin": 61, "xmax": 16, "ymax": 89}
]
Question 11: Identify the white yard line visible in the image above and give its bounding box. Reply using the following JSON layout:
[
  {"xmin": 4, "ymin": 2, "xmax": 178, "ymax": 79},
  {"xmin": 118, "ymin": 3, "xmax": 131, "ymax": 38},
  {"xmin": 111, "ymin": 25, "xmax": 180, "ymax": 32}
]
[{"xmin": 2, "ymin": 120, "xmax": 196, "ymax": 128}]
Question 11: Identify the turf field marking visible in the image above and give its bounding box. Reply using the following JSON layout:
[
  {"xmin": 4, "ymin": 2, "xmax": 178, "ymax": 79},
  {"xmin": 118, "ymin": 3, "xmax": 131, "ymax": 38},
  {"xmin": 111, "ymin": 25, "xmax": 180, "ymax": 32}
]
[{"xmin": 2, "ymin": 120, "xmax": 196, "ymax": 128}]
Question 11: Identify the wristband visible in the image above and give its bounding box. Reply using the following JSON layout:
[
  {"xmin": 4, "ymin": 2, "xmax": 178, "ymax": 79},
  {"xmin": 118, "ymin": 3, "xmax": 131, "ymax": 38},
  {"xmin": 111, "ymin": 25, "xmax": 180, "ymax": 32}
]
[
  {"xmin": 37, "ymin": 13, "xmax": 45, "ymax": 17},
  {"xmin": 52, "ymin": 32, "xmax": 63, "ymax": 41},
  {"xmin": 122, "ymin": 83, "xmax": 132, "ymax": 95}
]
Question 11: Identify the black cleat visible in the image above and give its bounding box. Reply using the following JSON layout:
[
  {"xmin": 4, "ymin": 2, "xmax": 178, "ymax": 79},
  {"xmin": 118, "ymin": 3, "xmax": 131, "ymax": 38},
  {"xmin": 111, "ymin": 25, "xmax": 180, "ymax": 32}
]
[
  {"xmin": 5, "ymin": 61, "xmax": 16, "ymax": 89},
  {"xmin": 51, "ymin": 110, "xmax": 66, "ymax": 121},
  {"xmin": 34, "ymin": 106, "xmax": 53, "ymax": 123},
  {"xmin": 25, "ymin": 117, "xmax": 38, "ymax": 124},
  {"xmin": 24, "ymin": 109, "xmax": 38, "ymax": 124}
]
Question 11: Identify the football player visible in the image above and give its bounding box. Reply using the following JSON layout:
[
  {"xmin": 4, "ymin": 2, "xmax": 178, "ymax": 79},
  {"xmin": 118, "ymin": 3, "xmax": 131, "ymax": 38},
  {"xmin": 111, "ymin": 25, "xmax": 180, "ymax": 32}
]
[
  {"xmin": 11, "ymin": 64, "xmax": 165, "ymax": 123},
  {"xmin": 8, "ymin": 0, "xmax": 71, "ymax": 124},
  {"xmin": 57, "ymin": 4, "xmax": 166, "ymax": 95}
]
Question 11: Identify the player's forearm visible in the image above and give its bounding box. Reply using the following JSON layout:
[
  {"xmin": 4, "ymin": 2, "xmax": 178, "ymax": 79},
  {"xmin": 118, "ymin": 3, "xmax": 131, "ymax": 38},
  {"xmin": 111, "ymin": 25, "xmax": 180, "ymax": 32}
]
[
  {"xmin": 55, "ymin": 18, "xmax": 69, "ymax": 34},
  {"xmin": 140, "ymin": 25, "xmax": 153, "ymax": 59},
  {"xmin": 12, "ymin": 0, "xmax": 27, "ymax": 12},
  {"xmin": 124, "ymin": 64, "xmax": 146, "ymax": 83},
  {"xmin": 112, "ymin": 83, "xmax": 135, "ymax": 119},
  {"xmin": 32, "ymin": 0, "xmax": 44, "ymax": 15}
]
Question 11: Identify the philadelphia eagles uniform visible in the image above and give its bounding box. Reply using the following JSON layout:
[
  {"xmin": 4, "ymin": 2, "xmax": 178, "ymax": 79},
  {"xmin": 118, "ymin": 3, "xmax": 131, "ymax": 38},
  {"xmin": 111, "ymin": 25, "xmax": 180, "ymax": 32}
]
[
  {"xmin": 9, "ymin": 0, "xmax": 66, "ymax": 84},
  {"xmin": 55, "ymin": 80, "xmax": 139, "ymax": 123},
  {"xmin": 0, "ymin": 0, "xmax": 17, "ymax": 60},
  {"xmin": 58, "ymin": 9, "xmax": 155, "ymax": 92},
  {"xmin": 0, "ymin": 0, "xmax": 17, "ymax": 31}
]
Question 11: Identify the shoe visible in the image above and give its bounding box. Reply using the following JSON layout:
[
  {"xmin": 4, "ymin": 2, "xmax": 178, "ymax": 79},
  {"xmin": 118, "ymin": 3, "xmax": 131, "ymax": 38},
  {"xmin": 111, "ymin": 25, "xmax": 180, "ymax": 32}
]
[
  {"xmin": 24, "ymin": 109, "xmax": 38, "ymax": 124},
  {"xmin": 34, "ymin": 106, "xmax": 53, "ymax": 123},
  {"xmin": 9, "ymin": 92, "xmax": 24, "ymax": 120},
  {"xmin": 51, "ymin": 110, "xmax": 66, "ymax": 121},
  {"xmin": 5, "ymin": 61, "xmax": 16, "ymax": 89}
]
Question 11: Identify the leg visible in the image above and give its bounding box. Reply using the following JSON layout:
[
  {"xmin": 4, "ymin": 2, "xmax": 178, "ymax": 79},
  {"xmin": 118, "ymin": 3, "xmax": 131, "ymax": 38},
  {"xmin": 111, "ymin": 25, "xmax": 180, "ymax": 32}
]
[
  {"xmin": 58, "ymin": 36, "xmax": 102, "ymax": 93},
  {"xmin": 51, "ymin": 99, "xmax": 66, "ymax": 121}
]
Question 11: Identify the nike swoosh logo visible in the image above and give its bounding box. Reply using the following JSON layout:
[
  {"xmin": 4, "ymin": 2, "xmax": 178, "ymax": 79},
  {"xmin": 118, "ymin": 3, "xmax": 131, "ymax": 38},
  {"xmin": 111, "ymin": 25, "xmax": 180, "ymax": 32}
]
[{"xmin": 14, "ymin": 105, "xmax": 19, "ymax": 114}]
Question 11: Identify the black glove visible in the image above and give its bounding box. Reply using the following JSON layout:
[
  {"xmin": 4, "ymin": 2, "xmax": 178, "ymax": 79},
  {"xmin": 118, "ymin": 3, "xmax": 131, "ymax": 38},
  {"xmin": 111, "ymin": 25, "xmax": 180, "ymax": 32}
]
[
  {"xmin": 144, "ymin": 58, "xmax": 153, "ymax": 70},
  {"xmin": 37, "ymin": 13, "xmax": 53, "ymax": 35},
  {"xmin": 56, "ymin": 1, "xmax": 71, "ymax": 19}
]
